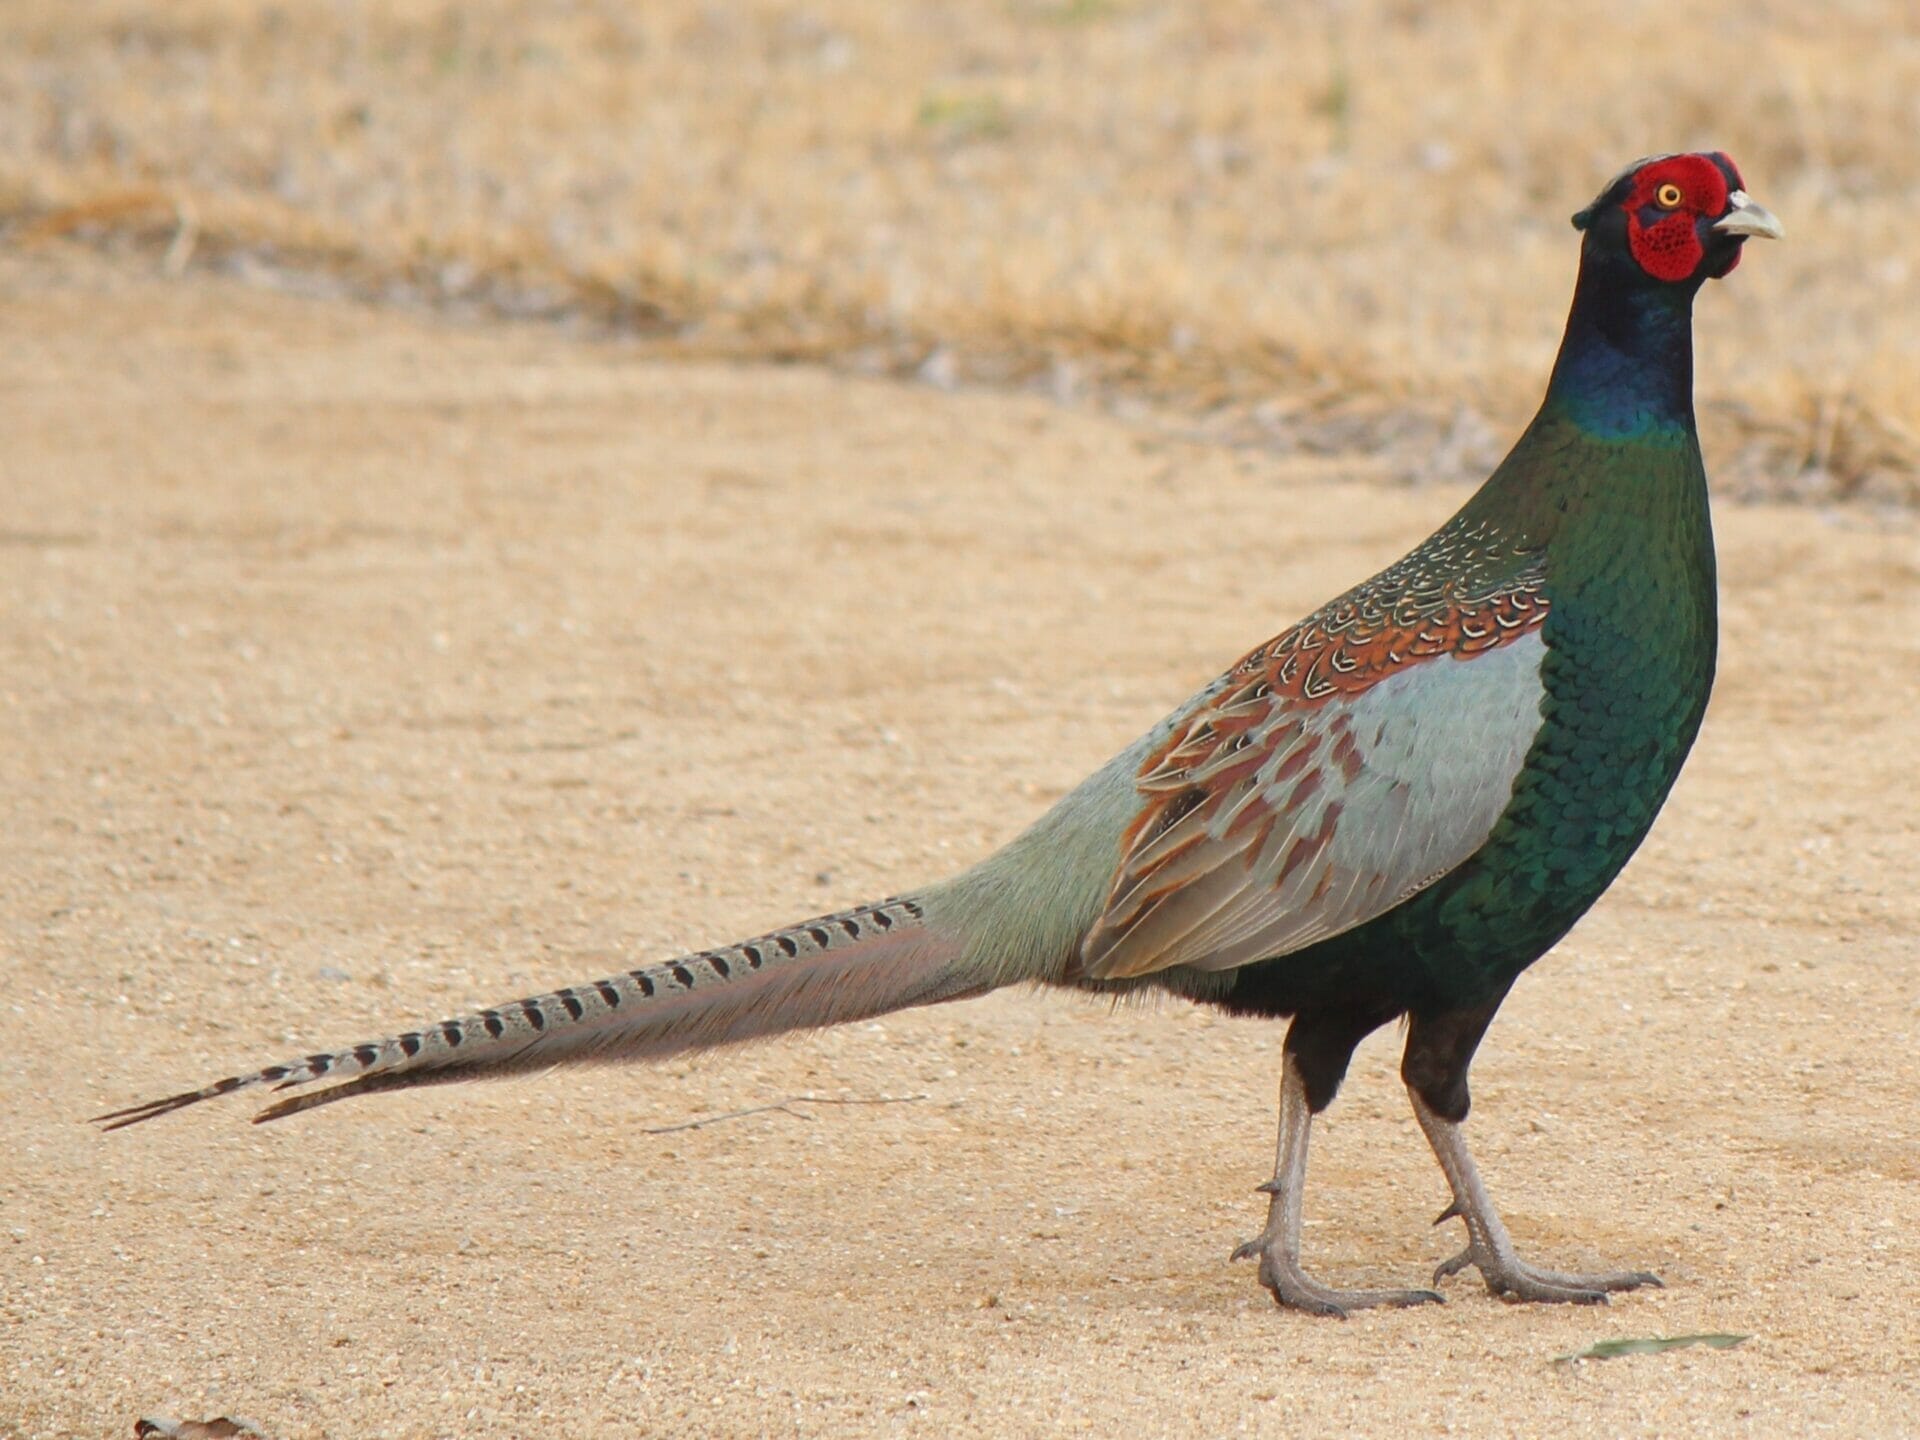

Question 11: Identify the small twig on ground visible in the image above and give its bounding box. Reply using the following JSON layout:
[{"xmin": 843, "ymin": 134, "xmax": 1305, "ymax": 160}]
[
  {"xmin": 163, "ymin": 199, "xmax": 199, "ymax": 277},
  {"xmin": 641, "ymin": 1092, "xmax": 931, "ymax": 1136},
  {"xmin": 135, "ymin": 1418, "xmax": 270, "ymax": 1440}
]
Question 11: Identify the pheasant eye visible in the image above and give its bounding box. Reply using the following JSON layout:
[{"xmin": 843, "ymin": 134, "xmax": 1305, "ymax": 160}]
[{"xmin": 1655, "ymin": 182, "xmax": 1684, "ymax": 209}]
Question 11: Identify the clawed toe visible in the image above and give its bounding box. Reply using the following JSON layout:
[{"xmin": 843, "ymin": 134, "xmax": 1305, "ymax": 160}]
[
  {"xmin": 1486, "ymin": 1270, "xmax": 1611, "ymax": 1306},
  {"xmin": 1583, "ymin": 1268, "xmax": 1663, "ymax": 1292},
  {"xmin": 1524, "ymin": 1266, "xmax": 1659, "ymax": 1303}
]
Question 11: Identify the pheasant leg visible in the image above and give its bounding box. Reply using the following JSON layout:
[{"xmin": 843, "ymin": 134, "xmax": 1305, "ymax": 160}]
[
  {"xmin": 1233, "ymin": 1055, "xmax": 1444, "ymax": 1317},
  {"xmin": 1409, "ymin": 1089, "xmax": 1661, "ymax": 1304}
]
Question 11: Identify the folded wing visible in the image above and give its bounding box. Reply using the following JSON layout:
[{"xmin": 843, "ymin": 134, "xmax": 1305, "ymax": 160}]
[{"xmin": 1081, "ymin": 578, "xmax": 1550, "ymax": 980}]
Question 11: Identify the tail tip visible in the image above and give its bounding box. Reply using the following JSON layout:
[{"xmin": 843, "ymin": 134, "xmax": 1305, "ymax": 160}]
[{"xmin": 90, "ymin": 1073, "xmax": 251, "ymax": 1131}]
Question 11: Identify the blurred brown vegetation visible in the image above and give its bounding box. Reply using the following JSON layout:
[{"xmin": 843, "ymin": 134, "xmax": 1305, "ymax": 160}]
[{"xmin": 4, "ymin": 0, "xmax": 1916, "ymax": 503}]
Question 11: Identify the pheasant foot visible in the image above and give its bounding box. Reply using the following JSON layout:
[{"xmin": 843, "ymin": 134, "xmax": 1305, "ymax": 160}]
[
  {"xmin": 1233, "ymin": 1227, "xmax": 1443, "ymax": 1317},
  {"xmin": 1431, "ymin": 1223, "xmax": 1660, "ymax": 1303}
]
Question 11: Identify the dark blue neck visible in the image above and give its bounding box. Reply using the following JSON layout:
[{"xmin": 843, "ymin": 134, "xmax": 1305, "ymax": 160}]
[{"xmin": 1542, "ymin": 254, "xmax": 1699, "ymax": 440}]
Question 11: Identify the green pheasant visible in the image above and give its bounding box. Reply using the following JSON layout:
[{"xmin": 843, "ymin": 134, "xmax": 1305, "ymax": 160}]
[{"xmin": 100, "ymin": 153, "xmax": 1782, "ymax": 1317}]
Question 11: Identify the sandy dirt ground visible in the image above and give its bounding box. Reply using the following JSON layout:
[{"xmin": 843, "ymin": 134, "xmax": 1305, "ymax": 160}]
[{"xmin": 2, "ymin": 246, "xmax": 1917, "ymax": 1439}]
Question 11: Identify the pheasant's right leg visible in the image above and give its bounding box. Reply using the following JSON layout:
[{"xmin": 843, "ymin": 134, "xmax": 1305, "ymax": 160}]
[
  {"xmin": 1412, "ymin": 1092, "xmax": 1661, "ymax": 1303},
  {"xmin": 1400, "ymin": 997, "xmax": 1660, "ymax": 1304},
  {"xmin": 1233, "ymin": 1051, "xmax": 1444, "ymax": 1317}
]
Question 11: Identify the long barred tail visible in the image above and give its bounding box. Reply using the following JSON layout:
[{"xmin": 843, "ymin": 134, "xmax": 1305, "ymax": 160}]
[{"xmin": 95, "ymin": 896, "xmax": 977, "ymax": 1130}]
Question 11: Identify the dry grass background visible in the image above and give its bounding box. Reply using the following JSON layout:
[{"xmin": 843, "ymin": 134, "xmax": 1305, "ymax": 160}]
[{"xmin": 3, "ymin": 0, "xmax": 1917, "ymax": 503}]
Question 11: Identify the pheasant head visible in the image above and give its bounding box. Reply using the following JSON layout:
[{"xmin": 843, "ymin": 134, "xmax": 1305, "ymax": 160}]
[{"xmin": 1572, "ymin": 151, "xmax": 1784, "ymax": 285}]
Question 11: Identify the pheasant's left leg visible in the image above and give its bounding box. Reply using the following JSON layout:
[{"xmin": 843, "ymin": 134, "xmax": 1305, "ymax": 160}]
[
  {"xmin": 1403, "ymin": 1003, "xmax": 1661, "ymax": 1305},
  {"xmin": 1232, "ymin": 1051, "xmax": 1444, "ymax": 1316},
  {"xmin": 1233, "ymin": 1008, "xmax": 1443, "ymax": 1317}
]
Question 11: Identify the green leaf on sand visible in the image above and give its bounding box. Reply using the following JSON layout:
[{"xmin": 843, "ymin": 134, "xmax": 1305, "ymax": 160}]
[{"xmin": 1557, "ymin": 1333, "xmax": 1749, "ymax": 1365}]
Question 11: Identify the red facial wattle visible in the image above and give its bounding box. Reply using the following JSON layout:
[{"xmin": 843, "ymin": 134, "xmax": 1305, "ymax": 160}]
[{"xmin": 1622, "ymin": 153, "xmax": 1737, "ymax": 282}]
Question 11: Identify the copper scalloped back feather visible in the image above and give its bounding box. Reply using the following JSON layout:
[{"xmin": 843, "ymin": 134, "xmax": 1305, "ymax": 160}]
[{"xmin": 1079, "ymin": 516, "xmax": 1552, "ymax": 981}]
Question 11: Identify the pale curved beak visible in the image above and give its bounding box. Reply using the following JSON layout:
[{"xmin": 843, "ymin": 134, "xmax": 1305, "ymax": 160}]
[{"xmin": 1714, "ymin": 190, "xmax": 1785, "ymax": 240}]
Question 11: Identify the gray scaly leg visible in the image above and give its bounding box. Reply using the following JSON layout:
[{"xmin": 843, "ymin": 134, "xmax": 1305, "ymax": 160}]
[
  {"xmin": 1232, "ymin": 1053, "xmax": 1444, "ymax": 1317},
  {"xmin": 1409, "ymin": 1089, "xmax": 1661, "ymax": 1304}
]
